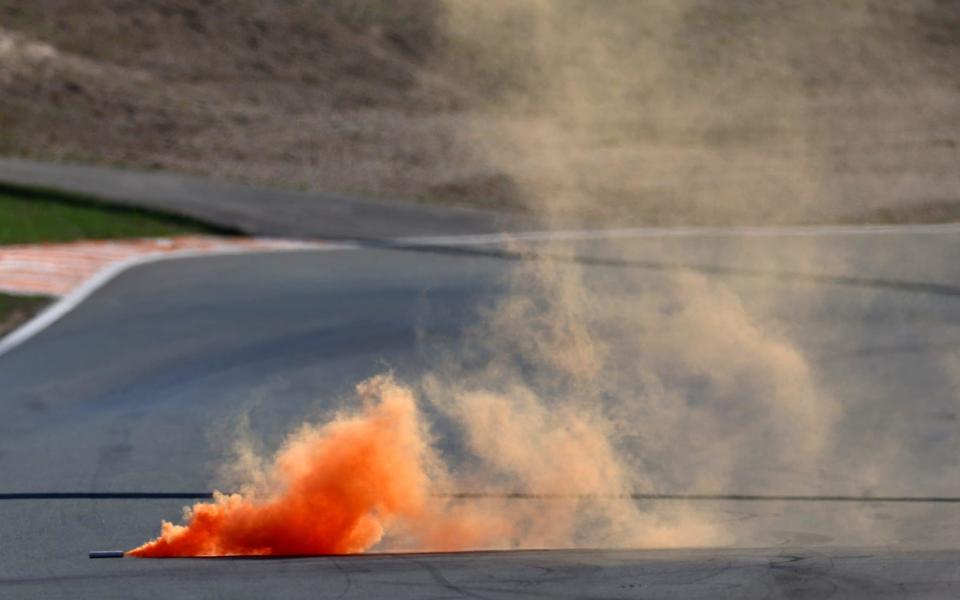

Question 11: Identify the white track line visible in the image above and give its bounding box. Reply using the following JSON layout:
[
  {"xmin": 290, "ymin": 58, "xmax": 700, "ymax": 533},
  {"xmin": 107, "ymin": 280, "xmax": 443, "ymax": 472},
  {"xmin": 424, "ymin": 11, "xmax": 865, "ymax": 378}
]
[
  {"xmin": 2, "ymin": 223, "xmax": 958, "ymax": 359},
  {"xmin": 0, "ymin": 242, "xmax": 353, "ymax": 358},
  {"xmin": 403, "ymin": 223, "xmax": 960, "ymax": 247}
]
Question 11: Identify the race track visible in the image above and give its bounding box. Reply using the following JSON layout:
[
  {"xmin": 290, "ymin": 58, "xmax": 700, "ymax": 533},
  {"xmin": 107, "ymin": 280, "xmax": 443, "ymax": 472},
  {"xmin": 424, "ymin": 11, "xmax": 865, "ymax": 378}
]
[{"xmin": 1, "ymin": 227, "xmax": 959, "ymax": 598}]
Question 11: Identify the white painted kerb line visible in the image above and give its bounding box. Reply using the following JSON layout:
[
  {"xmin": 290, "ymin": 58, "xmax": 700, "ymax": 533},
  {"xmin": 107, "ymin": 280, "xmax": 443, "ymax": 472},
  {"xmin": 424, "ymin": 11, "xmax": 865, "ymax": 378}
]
[{"xmin": 0, "ymin": 242, "xmax": 352, "ymax": 358}]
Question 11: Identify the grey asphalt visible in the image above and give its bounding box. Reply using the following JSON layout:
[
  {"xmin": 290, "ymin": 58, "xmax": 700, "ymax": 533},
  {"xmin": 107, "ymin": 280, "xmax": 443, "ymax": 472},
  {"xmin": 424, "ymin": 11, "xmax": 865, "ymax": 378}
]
[
  {"xmin": 1, "ymin": 231, "xmax": 960, "ymax": 597},
  {"xmin": 0, "ymin": 157, "xmax": 527, "ymax": 239}
]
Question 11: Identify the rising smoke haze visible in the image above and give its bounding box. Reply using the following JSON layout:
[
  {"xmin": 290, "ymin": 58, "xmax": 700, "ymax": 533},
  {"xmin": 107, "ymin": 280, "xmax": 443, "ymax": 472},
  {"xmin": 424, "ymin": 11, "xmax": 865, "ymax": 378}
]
[{"xmin": 131, "ymin": 0, "xmax": 959, "ymax": 555}]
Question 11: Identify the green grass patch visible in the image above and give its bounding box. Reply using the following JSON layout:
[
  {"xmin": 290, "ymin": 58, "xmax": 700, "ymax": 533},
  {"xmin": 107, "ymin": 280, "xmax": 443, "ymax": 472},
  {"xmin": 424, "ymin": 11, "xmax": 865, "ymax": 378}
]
[
  {"xmin": 0, "ymin": 292, "xmax": 49, "ymax": 337},
  {"xmin": 0, "ymin": 184, "xmax": 229, "ymax": 245},
  {"xmin": 0, "ymin": 185, "xmax": 232, "ymax": 337}
]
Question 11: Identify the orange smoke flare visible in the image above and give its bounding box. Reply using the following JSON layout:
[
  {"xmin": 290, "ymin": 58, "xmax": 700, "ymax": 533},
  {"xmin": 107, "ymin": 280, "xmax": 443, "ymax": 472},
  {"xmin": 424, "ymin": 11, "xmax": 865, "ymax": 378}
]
[
  {"xmin": 128, "ymin": 376, "xmax": 434, "ymax": 557},
  {"xmin": 128, "ymin": 374, "xmax": 707, "ymax": 556}
]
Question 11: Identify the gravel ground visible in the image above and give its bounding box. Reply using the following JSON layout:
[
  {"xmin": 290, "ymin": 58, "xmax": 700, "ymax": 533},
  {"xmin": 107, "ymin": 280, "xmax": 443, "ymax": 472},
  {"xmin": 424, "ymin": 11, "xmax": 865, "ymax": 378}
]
[{"xmin": 0, "ymin": 1, "xmax": 957, "ymax": 225}]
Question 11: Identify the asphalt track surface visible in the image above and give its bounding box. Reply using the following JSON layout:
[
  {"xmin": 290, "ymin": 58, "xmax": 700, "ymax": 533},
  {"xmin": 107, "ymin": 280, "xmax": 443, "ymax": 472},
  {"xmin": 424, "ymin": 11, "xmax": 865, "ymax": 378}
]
[
  {"xmin": 0, "ymin": 158, "xmax": 526, "ymax": 239},
  {"xmin": 1, "ymin": 228, "xmax": 960, "ymax": 597}
]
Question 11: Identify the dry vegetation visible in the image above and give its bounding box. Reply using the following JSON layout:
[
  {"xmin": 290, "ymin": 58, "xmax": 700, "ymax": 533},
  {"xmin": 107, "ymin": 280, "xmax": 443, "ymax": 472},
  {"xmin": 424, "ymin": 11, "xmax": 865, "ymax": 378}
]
[{"xmin": 0, "ymin": 0, "xmax": 957, "ymax": 225}]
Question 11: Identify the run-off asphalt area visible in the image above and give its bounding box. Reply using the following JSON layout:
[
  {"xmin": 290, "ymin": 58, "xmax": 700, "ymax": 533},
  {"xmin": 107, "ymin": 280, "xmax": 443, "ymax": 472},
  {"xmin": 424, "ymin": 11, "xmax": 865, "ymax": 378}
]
[{"xmin": 1, "ymin": 231, "xmax": 959, "ymax": 598}]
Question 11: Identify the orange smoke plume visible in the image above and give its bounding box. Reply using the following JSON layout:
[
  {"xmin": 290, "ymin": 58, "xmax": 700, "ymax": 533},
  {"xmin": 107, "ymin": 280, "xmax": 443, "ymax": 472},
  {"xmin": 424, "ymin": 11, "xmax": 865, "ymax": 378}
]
[
  {"xmin": 129, "ymin": 374, "xmax": 708, "ymax": 556},
  {"xmin": 128, "ymin": 376, "xmax": 435, "ymax": 557}
]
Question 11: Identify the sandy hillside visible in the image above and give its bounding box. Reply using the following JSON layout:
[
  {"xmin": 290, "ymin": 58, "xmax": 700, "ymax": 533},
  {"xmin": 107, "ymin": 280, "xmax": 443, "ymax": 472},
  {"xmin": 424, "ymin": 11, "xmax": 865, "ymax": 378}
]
[{"xmin": 0, "ymin": 0, "xmax": 957, "ymax": 225}]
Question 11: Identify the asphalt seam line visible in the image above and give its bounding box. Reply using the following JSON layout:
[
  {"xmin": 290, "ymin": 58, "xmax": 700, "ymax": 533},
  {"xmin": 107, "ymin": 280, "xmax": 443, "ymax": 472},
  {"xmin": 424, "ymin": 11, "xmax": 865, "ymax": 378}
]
[{"xmin": 3, "ymin": 491, "xmax": 959, "ymax": 503}]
